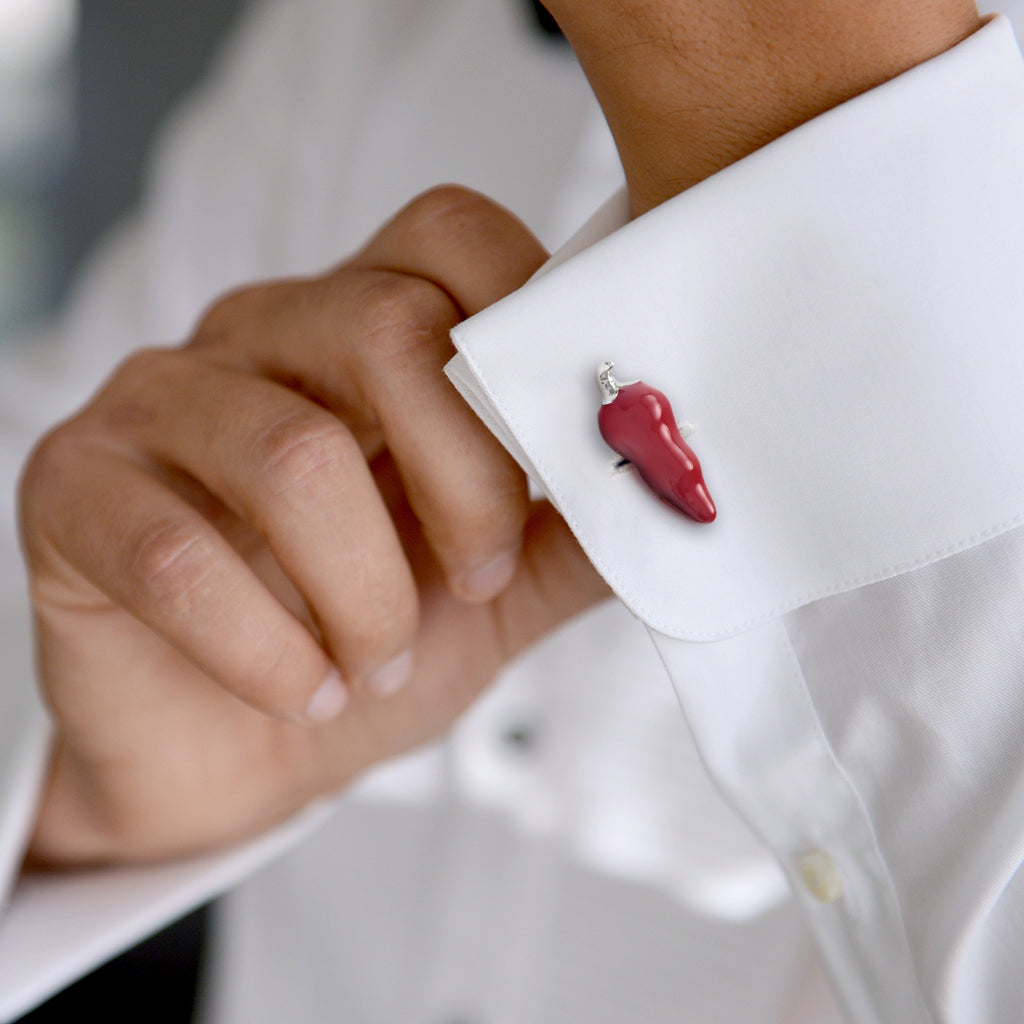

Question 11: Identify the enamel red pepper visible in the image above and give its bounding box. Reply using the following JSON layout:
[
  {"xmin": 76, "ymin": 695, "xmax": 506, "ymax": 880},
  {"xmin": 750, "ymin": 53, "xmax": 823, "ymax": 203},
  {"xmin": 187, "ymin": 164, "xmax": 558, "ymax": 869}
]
[{"xmin": 596, "ymin": 361, "xmax": 716, "ymax": 524}]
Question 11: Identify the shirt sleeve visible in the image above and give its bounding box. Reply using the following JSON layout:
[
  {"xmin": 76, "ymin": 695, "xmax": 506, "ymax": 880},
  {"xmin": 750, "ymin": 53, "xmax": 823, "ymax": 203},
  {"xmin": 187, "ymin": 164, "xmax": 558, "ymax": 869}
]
[{"xmin": 449, "ymin": 15, "xmax": 1024, "ymax": 1022}]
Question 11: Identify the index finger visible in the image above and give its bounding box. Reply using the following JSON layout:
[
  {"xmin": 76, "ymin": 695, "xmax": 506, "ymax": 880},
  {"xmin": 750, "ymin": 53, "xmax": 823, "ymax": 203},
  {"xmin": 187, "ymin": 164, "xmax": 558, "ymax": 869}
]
[{"xmin": 351, "ymin": 184, "xmax": 549, "ymax": 315}]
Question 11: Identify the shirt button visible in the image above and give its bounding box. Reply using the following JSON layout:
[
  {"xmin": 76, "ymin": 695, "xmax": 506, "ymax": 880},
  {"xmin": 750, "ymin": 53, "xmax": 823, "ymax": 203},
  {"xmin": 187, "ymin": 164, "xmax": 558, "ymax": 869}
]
[
  {"xmin": 500, "ymin": 720, "xmax": 539, "ymax": 754},
  {"xmin": 796, "ymin": 849, "xmax": 843, "ymax": 904}
]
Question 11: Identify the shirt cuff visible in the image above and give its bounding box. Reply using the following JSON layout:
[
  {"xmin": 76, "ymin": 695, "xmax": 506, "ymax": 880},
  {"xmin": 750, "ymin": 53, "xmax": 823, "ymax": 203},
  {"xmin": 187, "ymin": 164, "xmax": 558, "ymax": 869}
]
[{"xmin": 447, "ymin": 13, "xmax": 1024, "ymax": 642}]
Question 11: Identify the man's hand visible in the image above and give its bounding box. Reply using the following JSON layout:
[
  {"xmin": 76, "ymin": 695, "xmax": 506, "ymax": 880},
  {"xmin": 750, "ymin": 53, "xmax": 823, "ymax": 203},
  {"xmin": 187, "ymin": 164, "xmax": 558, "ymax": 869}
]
[{"xmin": 19, "ymin": 186, "xmax": 610, "ymax": 865}]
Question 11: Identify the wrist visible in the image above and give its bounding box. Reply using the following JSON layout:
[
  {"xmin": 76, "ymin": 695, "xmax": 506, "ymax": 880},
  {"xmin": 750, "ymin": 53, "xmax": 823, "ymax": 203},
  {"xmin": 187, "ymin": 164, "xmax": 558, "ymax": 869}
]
[{"xmin": 547, "ymin": 0, "xmax": 983, "ymax": 213}]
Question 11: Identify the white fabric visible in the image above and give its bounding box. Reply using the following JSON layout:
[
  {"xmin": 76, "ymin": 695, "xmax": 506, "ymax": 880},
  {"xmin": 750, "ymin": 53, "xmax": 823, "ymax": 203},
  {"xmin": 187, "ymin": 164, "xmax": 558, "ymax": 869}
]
[
  {"xmin": 449, "ymin": 18, "xmax": 1024, "ymax": 640},
  {"xmin": 0, "ymin": 1, "xmax": 1022, "ymax": 1022},
  {"xmin": 448, "ymin": 20, "xmax": 1024, "ymax": 1018}
]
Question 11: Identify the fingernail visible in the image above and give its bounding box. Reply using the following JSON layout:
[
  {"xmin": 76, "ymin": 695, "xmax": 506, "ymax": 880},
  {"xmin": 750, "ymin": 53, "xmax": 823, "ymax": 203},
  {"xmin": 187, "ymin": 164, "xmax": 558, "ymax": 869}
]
[
  {"xmin": 366, "ymin": 650, "xmax": 414, "ymax": 698},
  {"xmin": 305, "ymin": 669, "xmax": 348, "ymax": 723},
  {"xmin": 458, "ymin": 549, "xmax": 518, "ymax": 602}
]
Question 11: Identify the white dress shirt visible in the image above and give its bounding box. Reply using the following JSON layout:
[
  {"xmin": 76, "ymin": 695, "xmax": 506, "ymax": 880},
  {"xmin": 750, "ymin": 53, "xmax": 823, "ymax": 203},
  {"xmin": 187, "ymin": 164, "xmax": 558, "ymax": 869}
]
[{"xmin": 1, "ymin": 3, "xmax": 1023, "ymax": 1022}]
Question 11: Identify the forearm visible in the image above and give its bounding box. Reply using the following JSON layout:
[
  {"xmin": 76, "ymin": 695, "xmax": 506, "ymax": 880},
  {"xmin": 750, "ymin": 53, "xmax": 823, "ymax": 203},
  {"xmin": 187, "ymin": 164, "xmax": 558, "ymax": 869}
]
[{"xmin": 546, "ymin": 0, "xmax": 983, "ymax": 212}]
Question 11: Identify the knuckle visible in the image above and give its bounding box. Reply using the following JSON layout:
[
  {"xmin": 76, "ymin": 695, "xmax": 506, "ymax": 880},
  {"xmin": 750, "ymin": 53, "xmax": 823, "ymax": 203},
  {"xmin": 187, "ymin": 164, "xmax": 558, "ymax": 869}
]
[
  {"xmin": 355, "ymin": 272, "xmax": 456, "ymax": 362},
  {"xmin": 192, "ymin": 286, "xmax": 259, "ymax": 344},
  {"xmin": 402, "ymin": 184, "xmax": 514, "ymax": 250},
  {"xmin": 405, "ymin": 183, "xmax": 495, "ymax": 230},
  {"xmin": 104, "ymin": 346, "xmax": 184, "ymax": 399},
  {"xmin": 18, "ymin": 417, "xmax": 117, "ymax": 571},
  {"xmin": 128, "ymin": 518, "xmax": 215, "ymax": 610},
  {"xmin": 190, "ymin": 282, "xmax": 286, "ymax": 351},
  {"xmin": 18, "ymin": 421, "xmax": 82, "ymax": 505},
  {"xmin": 91, "ymin": 347, "xmax": 192, "ymax": 437},
  {"xmin": 256, "ymin": 415, "xmax": 356, "ymax": 500}
]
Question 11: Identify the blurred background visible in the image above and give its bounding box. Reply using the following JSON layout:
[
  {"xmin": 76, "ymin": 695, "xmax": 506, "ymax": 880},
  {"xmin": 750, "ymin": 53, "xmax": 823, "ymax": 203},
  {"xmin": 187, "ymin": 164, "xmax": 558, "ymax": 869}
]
[
  {"xmin": 0, "ymin": 0, "xmax": 248, "ymax": 339},
  {"xmin": 2, "ymin": 3, "xmax": 248, "ymax": 1020},
  {"xmin": 0, "ymin": 0, "xmax": 75, "ymax": 337}
]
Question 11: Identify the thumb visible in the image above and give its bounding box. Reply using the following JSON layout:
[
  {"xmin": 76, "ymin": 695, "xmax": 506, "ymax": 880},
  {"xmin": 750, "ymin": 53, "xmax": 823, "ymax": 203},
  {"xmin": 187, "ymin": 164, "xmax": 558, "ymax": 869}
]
[{"xmin": 493, "ymin": 501, "xmax": 612, "ymax": 663}]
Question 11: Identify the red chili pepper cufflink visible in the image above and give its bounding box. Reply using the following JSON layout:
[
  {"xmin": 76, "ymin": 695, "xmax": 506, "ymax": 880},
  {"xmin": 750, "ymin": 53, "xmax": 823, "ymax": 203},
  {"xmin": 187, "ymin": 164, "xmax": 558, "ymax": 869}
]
[{"xmin": 596, "ymin": 361, "xmax": 716, "ymax": 524}]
